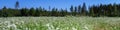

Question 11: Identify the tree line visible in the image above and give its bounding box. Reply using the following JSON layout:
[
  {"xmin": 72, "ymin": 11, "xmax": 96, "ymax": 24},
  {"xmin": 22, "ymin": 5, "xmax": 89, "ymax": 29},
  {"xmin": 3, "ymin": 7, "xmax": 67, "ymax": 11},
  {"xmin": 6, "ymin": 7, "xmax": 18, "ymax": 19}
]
[
  {"xmin": 0, "ymin": 1, "xmax": 120, "ymax": 17},
  {"xmin": 89, "ymin": 3, "xmax": 120, "ymax": 17}
]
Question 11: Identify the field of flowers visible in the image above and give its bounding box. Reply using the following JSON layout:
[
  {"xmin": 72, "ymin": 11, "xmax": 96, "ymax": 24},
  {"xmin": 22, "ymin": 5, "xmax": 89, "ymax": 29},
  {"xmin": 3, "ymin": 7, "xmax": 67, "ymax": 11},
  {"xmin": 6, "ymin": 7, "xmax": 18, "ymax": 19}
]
[{"xmin": 0, "ymin": 16, "xmax": 120, "ymax": 30}]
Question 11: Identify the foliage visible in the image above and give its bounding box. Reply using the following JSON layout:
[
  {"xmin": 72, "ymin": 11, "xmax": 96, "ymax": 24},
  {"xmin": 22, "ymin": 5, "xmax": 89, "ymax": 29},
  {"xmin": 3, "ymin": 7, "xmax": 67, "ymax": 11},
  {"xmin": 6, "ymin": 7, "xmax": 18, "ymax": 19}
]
[
  {"xmin": 0, "ymin": 17, "xmax": 120, "ymax": 30},
  {"xmin": 0, "ymin": 1, "xmax": 120, "ymax": 17}
]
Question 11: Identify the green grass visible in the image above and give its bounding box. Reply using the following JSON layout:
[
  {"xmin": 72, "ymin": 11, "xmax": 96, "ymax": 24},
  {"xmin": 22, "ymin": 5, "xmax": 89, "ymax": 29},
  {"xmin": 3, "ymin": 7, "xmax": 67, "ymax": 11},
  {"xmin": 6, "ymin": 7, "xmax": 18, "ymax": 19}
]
[{"xmin": 0, "ymin": 16, "xmax": 120, "ymax": 30}]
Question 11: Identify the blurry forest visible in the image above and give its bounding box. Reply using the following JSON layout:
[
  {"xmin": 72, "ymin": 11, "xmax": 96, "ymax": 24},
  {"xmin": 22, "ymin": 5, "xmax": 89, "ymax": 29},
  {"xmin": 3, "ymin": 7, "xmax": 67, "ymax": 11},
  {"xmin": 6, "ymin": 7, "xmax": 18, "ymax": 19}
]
[{"xmin": 0, "ymin": 1, "xmax": 120, "ymax": 17}]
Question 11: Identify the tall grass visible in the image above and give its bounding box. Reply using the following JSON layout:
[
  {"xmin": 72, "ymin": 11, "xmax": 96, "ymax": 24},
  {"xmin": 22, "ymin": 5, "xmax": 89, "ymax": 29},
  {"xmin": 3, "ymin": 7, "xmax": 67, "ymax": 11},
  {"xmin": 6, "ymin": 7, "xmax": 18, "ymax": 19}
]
[{"xmin": 0, "ymin": 17, "xmax": 120, "ymax": 30}]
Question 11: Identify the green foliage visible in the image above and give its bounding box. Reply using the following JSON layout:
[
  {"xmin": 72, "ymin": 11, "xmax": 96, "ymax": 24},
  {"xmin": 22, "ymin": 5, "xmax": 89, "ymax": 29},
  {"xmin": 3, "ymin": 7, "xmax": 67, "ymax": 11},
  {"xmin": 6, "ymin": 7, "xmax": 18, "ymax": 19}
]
[
  {"xmin": 89, "ymin": 3, "xmax": 120, "ymax": 17},
  {"xmin": 29, "ymin": 8, "xmax": 36, "ymax": 16},
  {"xmin": 81, "ymin": 3, "xmax": 87, "ymax": 16},
  {"xmin": 0, "ymin": 17, "xmax": 120, "ymax": 30},
  {"xmin": 0, "ymin": 1, "xmax": 120, "ymax": 17},
  {"xmin": 20, "ymin": 8, "xmax": 29, "ymax": 16}
]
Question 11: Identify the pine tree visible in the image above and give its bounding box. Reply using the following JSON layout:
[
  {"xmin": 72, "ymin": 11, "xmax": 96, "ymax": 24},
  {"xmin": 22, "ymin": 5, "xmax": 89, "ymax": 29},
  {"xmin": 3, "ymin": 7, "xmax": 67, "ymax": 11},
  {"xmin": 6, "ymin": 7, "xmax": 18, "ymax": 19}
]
[
  {"xmin": 29, "ymin": 8, "xmax": 36, "ymax": 16},
  {"xmin": 74, "ymin": 6, "xmax": 77, "ymax": 15},
  {"xmin": 81, "ymin": 3, "xmax": 87, "ymax": 16},
  {"xmin": 15, "ymin": 1, "xmax": 19, "ymax": 9},
  {"xmin": 1, "ymin": 6, "xmax": 8, "ymax": 17},
  {"xmin": 113, "ymin": 3, "xmax": 118, "ymax": 16},
  {"xmin": 78, "ymin": 5, "xmax": 81, "ymax": 15},
  {"xmin": 35, "ymin": 8, "xmax": 40, "ymax": 16},
  {"xmin": 20, "ymin": 8, "xmax": 29, "ymax": 16},
  {"xmin": 70, "ymin": 5, "xmax": 74, "ymax": 16}
]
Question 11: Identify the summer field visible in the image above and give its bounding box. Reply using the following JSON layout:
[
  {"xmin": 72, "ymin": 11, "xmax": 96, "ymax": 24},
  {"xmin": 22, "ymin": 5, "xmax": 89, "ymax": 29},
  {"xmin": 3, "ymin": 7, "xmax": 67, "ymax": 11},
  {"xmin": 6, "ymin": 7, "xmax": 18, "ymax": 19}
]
[{"xmin": 0, "ymin": 16, "xmax": 120, "ymax": 30}]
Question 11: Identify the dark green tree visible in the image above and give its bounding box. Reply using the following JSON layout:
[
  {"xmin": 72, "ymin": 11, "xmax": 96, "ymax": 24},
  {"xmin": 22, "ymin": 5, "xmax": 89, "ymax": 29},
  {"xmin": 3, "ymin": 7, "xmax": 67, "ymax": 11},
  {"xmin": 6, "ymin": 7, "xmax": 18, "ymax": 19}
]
[
  {"xmin": 35, "ymin": 8, "xmax": 40, "ymax": 16},
  {"xmin": 74, "ymin": 6, "xmax": 77, "ymax": 15},
  {"xmin": 70, "ymin": 5, "xmax": 74, "ymax": 16},
  {"xmin": 78, "ymin": 5, "xmax": 81, "ymax": 15},
  {"xmin": 113, "ymin": 3, "xmax": 118, "ymax": 16},
  {"xmin": 81, "ymin": 3, "xmax": 87, "ymax": 16},
  {"xmin": 29, "ymin": 7, "xmax": 36, "ymax": 16},
  {"xmin": 20, "ymin": 8, "xmax": 29, "ymax": 16},
  {"xmin": 1, "ymin": 6, "xmax": 8, "ymax": 17},
  {"xmin": 15, "ymin": 1, "xmax": 19, "ymax": 9}
]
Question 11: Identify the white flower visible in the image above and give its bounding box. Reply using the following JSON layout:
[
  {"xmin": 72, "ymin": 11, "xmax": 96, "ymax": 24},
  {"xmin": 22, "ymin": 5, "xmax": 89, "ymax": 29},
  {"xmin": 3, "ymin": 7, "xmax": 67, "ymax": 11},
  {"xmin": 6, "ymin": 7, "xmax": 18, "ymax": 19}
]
[
  {"xmin": 46, "ymin": 23, "xmax": 50, "ymax": 27},
  {"xmin": 56, "ymin": 27, "xmax": 59, "ymax": 30},
  {"xmin": 84, "ymin": 25, "xmax": 89, "ymax": 30},
  {"xmin": 72, "ymin": 27, "xmax": 77, "ymax": 30},
  {"xmin": 7, "ymin": 24, "xmax": 17, "ymax": 30}
]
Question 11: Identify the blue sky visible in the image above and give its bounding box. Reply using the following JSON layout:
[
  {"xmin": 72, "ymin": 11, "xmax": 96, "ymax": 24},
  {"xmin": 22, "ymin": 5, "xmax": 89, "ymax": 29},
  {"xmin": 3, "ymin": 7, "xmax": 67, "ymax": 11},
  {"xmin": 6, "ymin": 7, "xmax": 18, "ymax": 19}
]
[{"xmin": 0, "ymin": 0, "xmax": 120, "ymax": 9}]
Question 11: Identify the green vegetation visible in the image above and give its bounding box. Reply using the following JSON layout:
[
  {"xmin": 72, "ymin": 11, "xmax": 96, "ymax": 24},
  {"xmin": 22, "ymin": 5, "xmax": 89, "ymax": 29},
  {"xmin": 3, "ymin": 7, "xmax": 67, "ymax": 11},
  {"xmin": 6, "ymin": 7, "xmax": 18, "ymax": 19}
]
[
  {"xmin": 0, "ymin": 17, "xmax": 120, "ymax": 30},
  {"xmin": 1, "ymin": 1, "xmax": 120, "ymax": 17},
  {"xmin": 0, "ymin": 1, "xmax": 120, "ymax": 30}
]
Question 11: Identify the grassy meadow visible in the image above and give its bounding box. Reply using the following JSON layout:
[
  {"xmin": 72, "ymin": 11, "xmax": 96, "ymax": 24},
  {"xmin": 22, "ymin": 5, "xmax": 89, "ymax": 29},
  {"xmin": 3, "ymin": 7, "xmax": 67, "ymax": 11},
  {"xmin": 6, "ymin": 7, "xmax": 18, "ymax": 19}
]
[{"xmin": 0, "ymin": 16, "xmax": 120, "ymax": 30}]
